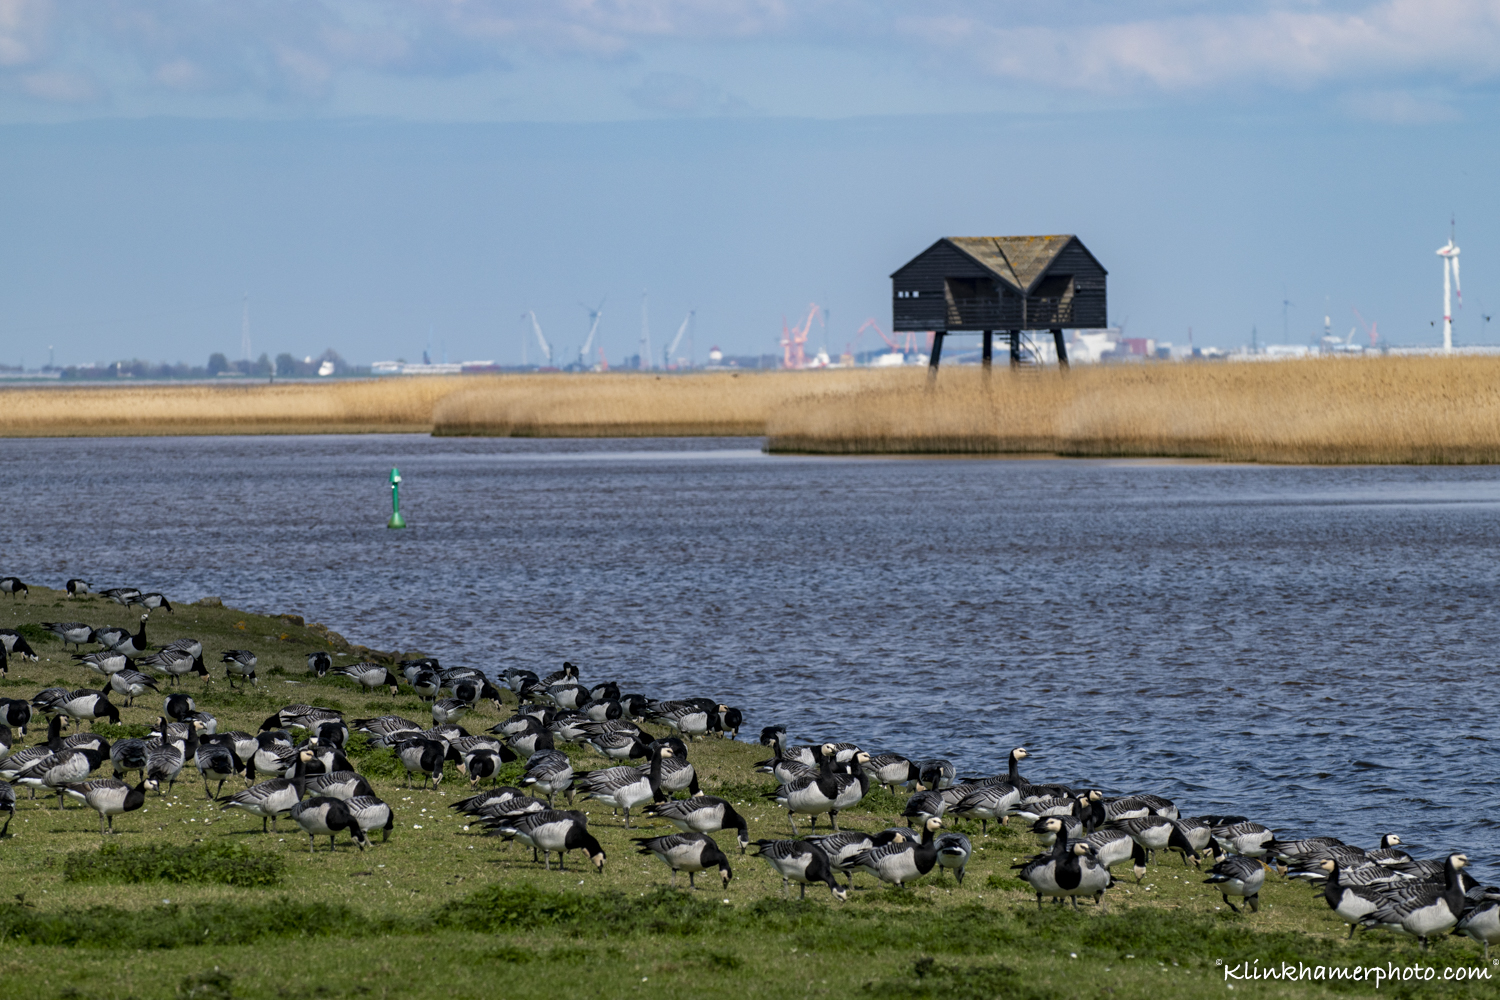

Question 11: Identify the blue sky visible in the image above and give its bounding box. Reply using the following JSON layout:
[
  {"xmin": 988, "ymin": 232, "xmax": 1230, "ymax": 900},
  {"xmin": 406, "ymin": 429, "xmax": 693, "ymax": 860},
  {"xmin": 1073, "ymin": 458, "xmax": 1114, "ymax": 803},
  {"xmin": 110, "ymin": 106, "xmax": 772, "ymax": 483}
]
[{"xmin": 2, "ymin": 1, "xmax": 1499, "ymax": 365}]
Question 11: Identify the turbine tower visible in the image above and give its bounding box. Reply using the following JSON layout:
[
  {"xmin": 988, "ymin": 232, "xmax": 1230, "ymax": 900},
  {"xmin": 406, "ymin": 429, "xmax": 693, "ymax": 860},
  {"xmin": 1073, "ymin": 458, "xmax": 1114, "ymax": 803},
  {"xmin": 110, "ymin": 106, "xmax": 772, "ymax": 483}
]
[
  {"xmin": 1437, "ymin": 221, "xmax": 1461, "ymax": 353},
  {"xmin": 241, "ymin": 294, "xmax": 251, "ymax": 360}
]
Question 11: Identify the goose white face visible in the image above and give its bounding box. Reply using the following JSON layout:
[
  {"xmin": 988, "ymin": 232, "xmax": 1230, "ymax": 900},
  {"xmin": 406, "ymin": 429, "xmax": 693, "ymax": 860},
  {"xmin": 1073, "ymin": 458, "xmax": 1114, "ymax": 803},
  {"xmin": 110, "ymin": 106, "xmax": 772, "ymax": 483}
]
[
  {"xmin": 925, "ymin": 817, "xmax": 944, "ymax": 833},
  {"xmin": 1452, "ymin": 854, "xmax": 1468, "ymax": 869},
  {"xmin": 719, "ymin": 865, "xmax": 733, "ymax": 888},
  {"xmin": 830, "ymin": 885, "xmax": 848, "ymax": 902},
  {"xmin": 854, "ymin": 752, "xmax": 871, "ymax": 765},
  {"xmin": 821, "ymin": 743, "xmax": 837, "ymax": 756},
  {"xmin": 1013, "ymin": 748, "xmax": 1029, "ymax": 760},
  {"xmin": 590, "ymin": 852, "xmax": 606, "ymax": 872}
]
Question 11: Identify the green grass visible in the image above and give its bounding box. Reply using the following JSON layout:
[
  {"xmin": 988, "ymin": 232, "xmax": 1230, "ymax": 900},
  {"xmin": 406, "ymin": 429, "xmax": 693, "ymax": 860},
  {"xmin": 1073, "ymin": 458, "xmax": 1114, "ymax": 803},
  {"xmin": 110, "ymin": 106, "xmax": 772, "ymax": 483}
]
[
  {"xmin": 0, "ymin": 586, "xmax": 1493, "ymax": 999},
  {"xmin": 62, "ymin": 841, "xmax": 285, "ymax": 888}
]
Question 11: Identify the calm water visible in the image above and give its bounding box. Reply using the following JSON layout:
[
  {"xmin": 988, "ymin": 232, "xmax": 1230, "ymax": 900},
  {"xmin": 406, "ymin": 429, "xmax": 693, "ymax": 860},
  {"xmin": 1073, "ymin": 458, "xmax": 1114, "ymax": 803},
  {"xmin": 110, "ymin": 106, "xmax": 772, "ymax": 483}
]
[{"xmin": 2, "ymin": 435, "xmax": 1496, "ymax": 871}]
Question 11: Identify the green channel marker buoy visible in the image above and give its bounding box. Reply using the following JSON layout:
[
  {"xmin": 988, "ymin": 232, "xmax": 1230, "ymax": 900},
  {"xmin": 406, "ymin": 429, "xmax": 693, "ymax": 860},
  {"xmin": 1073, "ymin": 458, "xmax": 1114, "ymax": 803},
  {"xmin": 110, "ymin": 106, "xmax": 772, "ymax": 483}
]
[{"xmin": 387, "ymin": 467, "xmax": 406, "ymax": 529}]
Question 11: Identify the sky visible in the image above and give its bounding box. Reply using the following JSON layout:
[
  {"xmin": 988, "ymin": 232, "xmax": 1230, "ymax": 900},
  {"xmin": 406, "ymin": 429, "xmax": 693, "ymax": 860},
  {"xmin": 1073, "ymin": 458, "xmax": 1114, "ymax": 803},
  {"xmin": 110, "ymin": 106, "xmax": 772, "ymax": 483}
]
[{"xmin": 3, "ymin": 0, "xmax": 1500, "ymax": 366}]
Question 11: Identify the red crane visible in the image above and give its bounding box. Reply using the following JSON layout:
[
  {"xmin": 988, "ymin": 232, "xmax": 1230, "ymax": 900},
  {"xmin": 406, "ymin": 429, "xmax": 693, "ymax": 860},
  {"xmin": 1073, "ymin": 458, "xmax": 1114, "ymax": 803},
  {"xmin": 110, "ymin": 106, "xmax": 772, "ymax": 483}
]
[{"xmin": 781, "ymin": 303, "xmax": 821, "ymax": 369}]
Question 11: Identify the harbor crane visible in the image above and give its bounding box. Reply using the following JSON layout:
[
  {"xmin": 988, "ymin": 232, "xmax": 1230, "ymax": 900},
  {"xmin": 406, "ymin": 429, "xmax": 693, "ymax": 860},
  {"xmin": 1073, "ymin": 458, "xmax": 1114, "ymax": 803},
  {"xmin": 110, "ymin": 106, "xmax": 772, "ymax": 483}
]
[{"xmin": 781, "ymin": 303, "xmax": 822, "ymax": 369}]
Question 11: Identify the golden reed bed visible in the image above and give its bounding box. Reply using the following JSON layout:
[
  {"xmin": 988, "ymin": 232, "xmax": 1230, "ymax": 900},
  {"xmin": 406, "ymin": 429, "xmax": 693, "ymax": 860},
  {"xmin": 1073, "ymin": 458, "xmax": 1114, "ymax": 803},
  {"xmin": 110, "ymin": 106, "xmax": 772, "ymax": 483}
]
[{"xmin": 4, "ymin": 357, "xmax": 1500, "ymax": 464}]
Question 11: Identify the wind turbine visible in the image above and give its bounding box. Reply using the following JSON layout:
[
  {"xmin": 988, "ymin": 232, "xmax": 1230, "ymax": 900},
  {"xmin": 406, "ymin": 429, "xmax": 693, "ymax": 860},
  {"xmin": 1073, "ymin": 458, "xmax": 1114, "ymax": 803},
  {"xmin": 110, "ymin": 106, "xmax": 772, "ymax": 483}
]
[
  {"xmin": 664, "ymin": 310, "xmax": 694, "ymax": 369},
  {"xmin": 579, "ymin": 298, "xmax": 605, "ymax": 369},
  {"xmin": 1437, "ymin": 220, "xmax": 1461, "ymax": 353},
  {"xmin": 526, "ymin": 311, "xmax": 552, "ymax": 366}
]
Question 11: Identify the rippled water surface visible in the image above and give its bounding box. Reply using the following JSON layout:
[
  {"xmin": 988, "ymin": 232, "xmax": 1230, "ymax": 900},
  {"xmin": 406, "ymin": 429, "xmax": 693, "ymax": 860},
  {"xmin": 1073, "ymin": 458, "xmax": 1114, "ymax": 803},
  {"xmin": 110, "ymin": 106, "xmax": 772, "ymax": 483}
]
[{"xmin": 2, "ymin": 435, "xmax": 1497, "ymax": 869}]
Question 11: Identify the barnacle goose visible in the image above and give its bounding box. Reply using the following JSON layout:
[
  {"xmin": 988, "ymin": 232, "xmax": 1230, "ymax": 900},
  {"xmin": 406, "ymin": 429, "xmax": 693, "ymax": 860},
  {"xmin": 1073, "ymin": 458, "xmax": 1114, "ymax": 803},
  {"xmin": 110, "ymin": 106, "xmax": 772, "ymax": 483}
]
[
  {"xmin": 93, "ymin": 615, "xmax": 151, "ymax": 654},
  {"xmin": 132, "ymin": 593, "xmax": 173, "ymax": 613},
  {"xmin": 488, "ymin": 809, "xmax": 606, "ymax": 872},
  {"xmin": 804, "ymin": 830, "xmax": 905, "ymax": 887},
  {"xmin": 353, "ymin": 716, "xmax": 423, "ymax": 747},
  {"xmin": 0, "ymin": 577, "xmax": 28, "ymax": 599},
  {"xmin": 143, "ymin": 649, "xmax": 209, "ymax": 686},
  {"xmin": 431, "ymin": 698, "xmax": 468, "ymax": 726},
  {"xmin": 145, "ymin": 725, "xmax": 200, "ymax": 793},
  {"xmin": 63, "ymin": 778, "xmax": 148, "ymax": 834},
  {"xmin": 649, "ymin": 702, "xmax": 723, "ymax": 740},
  {"xmin": 346, "ymin": 795, "xmax": 396, "ymax": 843},
  {"xmin": 862, "ymin": 753, "xmax": 921, "ymax": 792},
  {"xmin": 395, "ymin": 737, "xmax": 447, "ymax": 789},
  {"xmin": 645, "ymin": 796, "xmax": 750, "ymax": 853},
  {"xmin": 651, "ymin": 743, "xmax": 701, "ymax": 798},
  {"xmin": 1084, "ymin": 829, "xmax": 1148, "ymax": 880},
  {"xmin": 161, "ymin": 637, "xmax": 203, "ymax": 659},
  {"xmin": 193, "ymin": 740, "xmax": 241, "ymax": 800},
  {"xmin": 770, "ymin": 744, "xmax": 864, "ymax": 834},
  {"xmin": 220, "ymin": 650, "xmax": 258, "ymax": 688},
  {"xmin": 221, "ymin": 749, "xmax": 313, "ymax": 832},
  {"xmin": 752, "ymin": 839, "xmax": 847, "ymax": 900},
  {"xmin": 1203, "ymin": 855, "xmax": 1268, "ymax": 913},
  {"xmin": 335, "ymin": 662, "xmax": 400, "ymax": 696},
  {"xmin": 17, "ymin": 747, "xmax": 105, "ymax": 807},
  {"xmin": 108, "ymin": 669, "xmax": 158, "ymax": 706},
  {"xmin": 903, "ymin": 790, "xmax": 949, "ymax": 826},
  {"xmin": 1318, "ymin": 858, "xmax": 1390, "ymax": 936},
  {"xmin": 914, "ymin": 759, "xmax": 954, "ymax": 791},
  {"xmin": 65, "ymin": 579, "xmax": 91, "ymax": 598},
  {"xmin": 544, "ymin": 682, "xmax": 588, "ymax": 711},
  {"xmin": 1209, "ymin": 820, "xmax": 1275, "ymax": 858},
  {"xmin": 575, "ymin": 750, "xmax": 670, "ymax": 827},
  {"xmin": 583, "ymin": 730, "xmax": 650, "ymax": 761},
  {"xmin": 951, "ymin": 782, "xmax": 1022, "ymax": 834},
  {"xmin": 1015, "ymin": 818, "xmax": 1113, "ymax": 910},
  {"xmin": 43, "ymin": 622, "xmax": 95, "ymax": 650},
  {"xmin": 0, "ymin": 698, "xmax": 30, "ymax": 737},
  {"xmin": 108, "ymin": 736, "xmax": 148, "ymax": 782},
  {"xmin": 457, "ymin": 749, "xmax": 502, "ymax": 789},
  {"xmin": 75, "ymin": 650, "xmax": 130, "ymax": 677},
  {"xmin": 1457, "ymin": 891, "xmax": 1500, "ymax": 959},
  {"xmin": 100, "ymin": 587, "xmax": 141, "ymax": 606},
  {"xmin": 634, "ymin": 832, "xmax": 732, "ymax": 889},
  {"xmin": 57, "ymin": 689, "xmax": 121, "ymax": 729},
  {"xmin": 410, "ymin": 670, "xmax": 441, "ymax": 703},
  {"xmin": 1103, "ymin": 793, "xmax": 1178, "ymax": 821},
  {"xmin": 165, "ymin": 693, "xmax": 197, "ymax": 722},
  {"xmin": 289, "ymin": 796, "xmax": 371, "ymax": 852},
  {"xmin": 539, "ymin": 662, "xmax": 580, "ymax": 687},
  {"xmin": 934, "ymin": 831, "xmax": 972, "ymax": 885},
  {"xmin": 1113, "ymin": 816, "xmax": 1202, "ymax": 867},
  {"xmin": 0, "ymin": 629, "xmax": 38, "ymax": 661},
  {"xmin": 1359, "ymin": 854, "xmax": 1470, "ymax": 950},
  {"xmin": 306, "ymin": 652, "xmax": 334, "ymax": 676},
  {"xmin": 305, "ymin": 771, "xmax": 375, "ymax": 802},
  {"xmin": 848, "ymin": 816, "xmax": 945, "ymax": 888}
]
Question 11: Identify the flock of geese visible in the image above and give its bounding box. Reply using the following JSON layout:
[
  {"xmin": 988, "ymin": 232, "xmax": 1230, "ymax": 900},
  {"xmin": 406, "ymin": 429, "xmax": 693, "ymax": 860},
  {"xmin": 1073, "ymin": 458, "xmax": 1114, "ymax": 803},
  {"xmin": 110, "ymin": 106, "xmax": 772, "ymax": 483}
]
[{"xmin": 0, "ymin": 576, "xmax": 1496, "ymax": 958}]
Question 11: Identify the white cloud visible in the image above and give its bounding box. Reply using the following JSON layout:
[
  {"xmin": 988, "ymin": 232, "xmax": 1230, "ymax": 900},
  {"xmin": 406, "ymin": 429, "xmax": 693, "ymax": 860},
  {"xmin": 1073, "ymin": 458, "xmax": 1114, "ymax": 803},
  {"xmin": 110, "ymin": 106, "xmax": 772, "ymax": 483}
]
[
  {"xmin": 2, "ymin": 1, "xmax": 1500, "ymax": 113},
  {"xmin": 905, "ymin": 1, "xmax": 1500, "ymax": 94}
]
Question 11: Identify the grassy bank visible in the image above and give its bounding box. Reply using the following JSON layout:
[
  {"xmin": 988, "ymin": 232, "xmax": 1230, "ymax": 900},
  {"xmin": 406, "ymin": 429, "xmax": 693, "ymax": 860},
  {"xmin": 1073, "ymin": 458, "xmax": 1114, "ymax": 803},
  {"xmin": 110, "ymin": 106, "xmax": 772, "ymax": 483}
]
[
  {"xmin": 765, "ymin": 356, "xmax": 1500, "ymax": 463},
  {"xmin": 10, "ymin": 357, "xmax": 1500, "ymax": 463},
  {"xmin": 0, "ymin": 588, "xmax": 1492, "ymax": 998},
  {"xmin": 428, "ymin": 370, "xmax": 884, "ymax": 437}
]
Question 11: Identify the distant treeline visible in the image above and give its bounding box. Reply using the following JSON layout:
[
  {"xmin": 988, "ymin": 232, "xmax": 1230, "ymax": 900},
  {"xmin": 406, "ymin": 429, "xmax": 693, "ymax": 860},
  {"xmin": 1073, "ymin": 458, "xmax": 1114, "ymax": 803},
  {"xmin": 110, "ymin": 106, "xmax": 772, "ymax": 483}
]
[{"xmin": 59, "ymin": 349, "xmax": 359, "ymax": 380}]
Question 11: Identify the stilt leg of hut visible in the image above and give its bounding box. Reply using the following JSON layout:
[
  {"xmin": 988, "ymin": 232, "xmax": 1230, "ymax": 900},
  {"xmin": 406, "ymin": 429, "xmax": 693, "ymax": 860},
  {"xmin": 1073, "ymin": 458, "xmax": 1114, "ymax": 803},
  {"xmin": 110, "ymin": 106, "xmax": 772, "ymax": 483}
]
[
  {"xmin": 1052, "ymin": 328, "xmax": 1069, "ymax": 370},
  {"xmin": 927, "ymin": 332, "xmax": 946, "ymax": 381},
  {"xmin": 1009, "ymin": 330, "xmax": 1021, "ymax": 368},
  {"xmin": 982, "ymin": 331, "xmax": 993, "ymax": 373}
]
